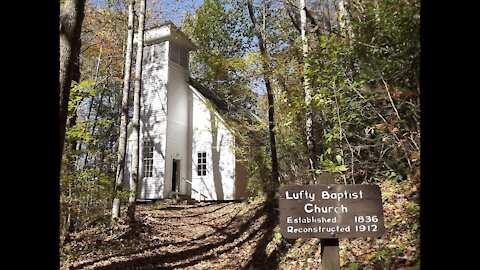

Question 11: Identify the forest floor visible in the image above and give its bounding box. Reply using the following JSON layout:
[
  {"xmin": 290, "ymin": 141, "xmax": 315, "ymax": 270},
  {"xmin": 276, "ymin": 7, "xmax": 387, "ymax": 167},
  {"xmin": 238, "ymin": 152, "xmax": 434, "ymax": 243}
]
[{"xmin": 61, "ymin": 177, "xmax": 420, "ymax": 270}]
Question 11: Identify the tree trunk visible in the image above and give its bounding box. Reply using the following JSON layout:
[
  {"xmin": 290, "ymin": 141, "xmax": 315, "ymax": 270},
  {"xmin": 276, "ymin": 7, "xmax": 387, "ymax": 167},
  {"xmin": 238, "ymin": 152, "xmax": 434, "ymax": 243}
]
[
  {"xmin": 62, "ymin": 15, "xmax": 84, "ymax": 243},
  {"xmin": 338, "ymin": 0, "xmax": 353, "ymax": 40},
  {"xmin": 59, "ymin": 0, "xmax": 86, "ymax": 171},
  {"xmin": 128, "ymin": 0, "xmax": 146, "ymax": 225},
  {"xmin": 325, "ymin": 0, "xmax": 333, "ymax": 34},
  {"xmin": 247, "ymin": 0, "xmax": 279, "ymax": 201},
  {"xmin": 300, "ymin": 0, "xmax": 317, "ymax": 185},
  {"xmin": 112, "ymin": 0, "xmax": 136, "ymax": 223}
]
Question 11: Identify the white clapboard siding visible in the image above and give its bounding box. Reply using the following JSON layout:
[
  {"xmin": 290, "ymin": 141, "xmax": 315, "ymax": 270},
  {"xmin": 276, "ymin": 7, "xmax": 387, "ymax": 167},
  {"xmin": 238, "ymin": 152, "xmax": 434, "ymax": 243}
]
[
  {"xmin": 124, "ymin": 42, "xmax": 168, "ymax": 200},
  {"xmin": 124, "ymin": 24, "xmax": 243, "ymax": 202},
  {"xmin": 190, "ymin": 85, "xmax": 236, "ymax": 201},
  {"xmin": 217, "ymin": 123, "xmax": 235, "ymax": 199},
  {"xmin": 164, "ymin": 54, "xmax": 190, "ymax": 197}
]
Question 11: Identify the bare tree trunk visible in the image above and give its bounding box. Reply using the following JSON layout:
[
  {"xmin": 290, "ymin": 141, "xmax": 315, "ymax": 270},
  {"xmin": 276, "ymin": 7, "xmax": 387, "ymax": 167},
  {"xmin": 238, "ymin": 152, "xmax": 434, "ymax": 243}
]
[
  {"xmin": 300, "ymin": 0, "xmax": 317, "ymax": 185},
  {"xmin": 62, "ymin": 40, "xmax": 83, "ymax": 244},
  {"xmin": 128, "ymin": 0, "xmax": 146, "ymax": 225},
  {"xmin": 324, "ymin": 0, "xmax": 332, "ymax": 34},
  {"xmin": 247, "ymin": 0, "xmax": 279, "ymax": 201},
  {"xmin": 338, "ymin": 0, "xmax": 353, "ymax": 40},
  {"xmin": 59, "ymin": 0, "xmax": 86, "ymax": 170},
  {"xmin": 112, "ymin": 0, "xmax": 136, "ymax": 223}
]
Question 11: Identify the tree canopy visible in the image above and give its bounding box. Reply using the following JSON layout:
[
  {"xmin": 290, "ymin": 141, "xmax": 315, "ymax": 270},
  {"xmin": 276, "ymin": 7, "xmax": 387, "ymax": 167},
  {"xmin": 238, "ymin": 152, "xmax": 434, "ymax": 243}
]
[{"xmin": 60, "ymin": 0, "xmax": 420, "ymax": 268}]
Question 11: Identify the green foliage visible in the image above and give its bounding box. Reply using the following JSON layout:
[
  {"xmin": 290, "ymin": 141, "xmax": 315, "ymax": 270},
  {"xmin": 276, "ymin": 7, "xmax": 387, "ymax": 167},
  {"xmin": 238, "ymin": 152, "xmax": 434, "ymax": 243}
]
[
  {"xmin": 182, "ymin": 0, "xmax": 277, "ymax": 197},
  {"xmin": 65, "ymin": 120, "xmax": 93, "ymax": 142},
  {"xmin": 61, "ymin": 3, "xmax": 420, "ymax": 264},
  {"xmin": 68, "ymin": 80, "xmax": 96, "ymax": 117},
  {"xmin": 350, "ymin": 0, "xmax": 420, "ymax": 90},
  {"xmin": 273, "ymin": 229, "xmax": 283, "ymax": 245},
  {"xmin": 345, "ymin": 262, "xmax": 359, "ymax": 270},
  {"xmin": 288, "ymin": 0, "xmax": 422, "ymax": 184},
  {"xmin": 295, "ymin": 238, "xmax": 305, "ymax": 246},
  {"xmin": 61, "ymin": 3, "xmax": 126, "ymax": 240},
  {"xmin": 317, "ymin": 150, "xmax": 348, "ymax": 174},
  {"xmin": 60, "ymin": 166, "xmax": 116, "ymax": 234},
  {"xmin": 245, "ymin": 142, "xmax": 271, "ymax": 197},
  {"xmin": 407, "ymin": 201, "xmax": 420, "ymax": 213},
  {"xmin": 182, "ymin": 0, "xmax": 255, "ymax": 108}
]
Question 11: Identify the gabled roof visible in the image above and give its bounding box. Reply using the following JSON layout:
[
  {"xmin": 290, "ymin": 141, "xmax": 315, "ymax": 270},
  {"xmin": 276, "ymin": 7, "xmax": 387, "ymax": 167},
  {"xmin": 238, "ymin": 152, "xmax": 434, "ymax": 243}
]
[
  {"xmin": 134, "ymin": 21, "xmax": 197, "ymax": 50},
  {"xmin": 188, "ymin": 77, "xmax": 263, "ymax": 126},
  {"xmin": 189, "ymin": 77, "xmax": 228, "ymax": 112}
]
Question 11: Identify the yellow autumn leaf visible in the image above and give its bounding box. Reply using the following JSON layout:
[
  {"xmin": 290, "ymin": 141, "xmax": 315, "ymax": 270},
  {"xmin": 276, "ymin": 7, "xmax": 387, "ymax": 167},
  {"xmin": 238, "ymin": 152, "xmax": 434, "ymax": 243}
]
[
  {"xmin": 364, "ymin": 253, "xmax": 375, "ymax": 261},
  {"xmin": 410, "ymin": 151, "xmax": 420, "ymax": 162},
  {"xmin": 375, "ymin": 123, "xmax": 386, "ymax": 130}
]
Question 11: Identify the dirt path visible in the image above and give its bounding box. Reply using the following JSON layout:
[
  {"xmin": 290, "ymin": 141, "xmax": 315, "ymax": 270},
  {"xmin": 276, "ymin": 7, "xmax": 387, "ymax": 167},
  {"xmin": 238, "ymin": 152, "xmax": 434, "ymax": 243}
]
[
  {"xmin": 61, "ymin": 198, "xmax": 279, "ymax": 270},
  {"xmin": 61, "ymin": 180, "xmax": 420, "ymax": 270}
]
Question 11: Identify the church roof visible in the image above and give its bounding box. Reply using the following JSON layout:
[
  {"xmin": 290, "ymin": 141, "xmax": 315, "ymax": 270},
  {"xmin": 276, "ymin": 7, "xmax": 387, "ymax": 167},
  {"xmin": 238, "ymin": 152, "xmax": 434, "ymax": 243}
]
[
  {"xmin": 188, "ymin": 77, "xmax": 263, "ymax": 125},
  {"xmin": 135, "ymin": 21, "xmax": 197, "ymax": 50},
  {"xmin": 188, "ymin": 77, "xmax": 228, "ymax": 112}
]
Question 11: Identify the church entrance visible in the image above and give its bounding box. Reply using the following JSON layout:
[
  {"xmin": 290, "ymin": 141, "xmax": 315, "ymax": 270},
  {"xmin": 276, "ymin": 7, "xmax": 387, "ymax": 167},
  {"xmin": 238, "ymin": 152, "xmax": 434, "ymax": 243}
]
[{"xmin": 172, "ymin": 159, "xmax": 180, "ymax": 192}]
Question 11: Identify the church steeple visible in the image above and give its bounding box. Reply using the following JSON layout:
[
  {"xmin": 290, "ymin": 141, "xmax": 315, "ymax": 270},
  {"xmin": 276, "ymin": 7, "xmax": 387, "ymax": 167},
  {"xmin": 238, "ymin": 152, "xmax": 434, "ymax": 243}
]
[{"xmin": 134, "ymin": 22, "xmax": 196, "ymax": 71}]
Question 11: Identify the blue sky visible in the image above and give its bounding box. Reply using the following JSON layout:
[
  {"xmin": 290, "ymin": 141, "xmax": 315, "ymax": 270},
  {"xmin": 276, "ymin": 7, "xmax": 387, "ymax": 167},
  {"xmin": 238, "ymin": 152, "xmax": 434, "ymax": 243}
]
[
  {"xmin": 90, "ymin": 0, "xmax": 204, "ymax": 27},
  {"xmin": 89, "ymin": 0, "xmax": 265, "ymax": 94},
  {"xmin": 150, "ymin": 0, "xmax": 205, "ymax": 26}
]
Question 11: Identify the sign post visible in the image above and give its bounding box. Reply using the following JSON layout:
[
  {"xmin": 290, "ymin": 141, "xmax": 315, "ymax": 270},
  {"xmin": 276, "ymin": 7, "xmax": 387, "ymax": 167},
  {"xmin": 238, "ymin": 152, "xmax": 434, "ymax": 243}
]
[
  {"xmin": 318, "ymin": 174, "xmax": 339, "ymax": 270},
  {"xmin": 279, "ymin": 176, "xmax": 384, "ymax": 270}
]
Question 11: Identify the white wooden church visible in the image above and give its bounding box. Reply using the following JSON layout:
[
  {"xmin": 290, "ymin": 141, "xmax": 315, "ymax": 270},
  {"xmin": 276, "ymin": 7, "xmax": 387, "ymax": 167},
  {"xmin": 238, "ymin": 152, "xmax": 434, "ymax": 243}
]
[{"xmin": 123, "ymin": 22, "xmax": 247, "ymax": 201}]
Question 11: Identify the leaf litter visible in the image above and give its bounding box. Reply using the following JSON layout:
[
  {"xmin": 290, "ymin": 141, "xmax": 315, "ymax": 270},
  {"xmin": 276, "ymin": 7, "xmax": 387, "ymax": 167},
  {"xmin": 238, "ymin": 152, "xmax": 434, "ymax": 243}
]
[{"xmin": 61, "ymin": 177, "xmax": 419, "ymax": 269}]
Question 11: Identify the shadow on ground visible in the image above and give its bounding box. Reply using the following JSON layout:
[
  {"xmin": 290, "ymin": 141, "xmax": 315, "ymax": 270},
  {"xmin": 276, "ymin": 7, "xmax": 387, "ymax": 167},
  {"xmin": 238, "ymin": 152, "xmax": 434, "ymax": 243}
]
[{"xmin": 63, "ymin": 198, "xmax": 281, "ymax": 270}]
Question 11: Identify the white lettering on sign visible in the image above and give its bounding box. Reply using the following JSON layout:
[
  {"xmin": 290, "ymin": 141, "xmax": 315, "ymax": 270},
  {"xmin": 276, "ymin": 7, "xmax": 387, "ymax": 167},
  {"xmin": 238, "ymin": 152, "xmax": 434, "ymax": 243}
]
[
  {"xmin": 355, "ymin": 224, "xmax": 378, "ymax": 232},
  {"xmin": 280, "ymin": 185, "xmax": 384, "ymax": 238},
  {"xmin": 304, "ymin": 203, "xmax": 348, "ymax": 214},
  {"xmin": 286, "ymin": 225, "xmax": 352, "ymax": 233},
  {"xmin": 354, "ymin": 215, "xmax": 379, "ymax": 223},
  {"xmin": 321, "ymin": 190, "xmax": 364, "ymax": 201},
  {"xmin": 285, "ymin": 190, "xmax": 315, "ymax": 202},
  {"xmin": 286, "ymin": 216, "xmax": 337, "ymax": 224}
]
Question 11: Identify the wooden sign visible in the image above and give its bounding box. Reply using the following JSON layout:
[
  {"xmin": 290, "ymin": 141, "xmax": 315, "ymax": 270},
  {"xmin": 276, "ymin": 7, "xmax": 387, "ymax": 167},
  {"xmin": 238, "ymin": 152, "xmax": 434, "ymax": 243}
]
[{"xmin": 279, "ymin": 184, "xmax": 384, "ymax": 239}]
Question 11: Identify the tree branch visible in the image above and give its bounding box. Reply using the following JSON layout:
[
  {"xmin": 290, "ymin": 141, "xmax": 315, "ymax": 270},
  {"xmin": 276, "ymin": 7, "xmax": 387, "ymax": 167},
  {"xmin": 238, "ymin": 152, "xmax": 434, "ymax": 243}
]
[
  {"xmin": 286, "ymin": 7, "xmax": 301, "ymax": 33},
  {"xmin": 304, "ymin": 8, "xmax": 323, "ymax": 37}
]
